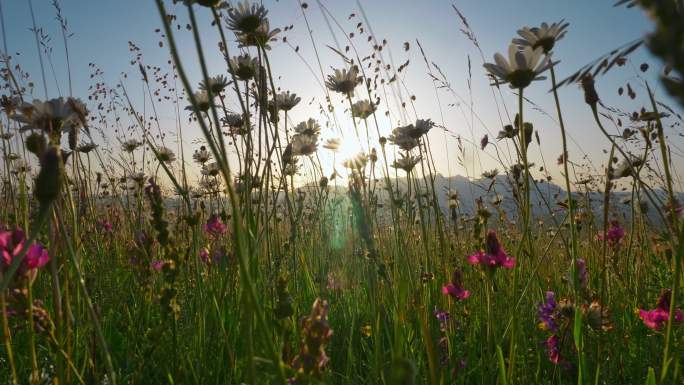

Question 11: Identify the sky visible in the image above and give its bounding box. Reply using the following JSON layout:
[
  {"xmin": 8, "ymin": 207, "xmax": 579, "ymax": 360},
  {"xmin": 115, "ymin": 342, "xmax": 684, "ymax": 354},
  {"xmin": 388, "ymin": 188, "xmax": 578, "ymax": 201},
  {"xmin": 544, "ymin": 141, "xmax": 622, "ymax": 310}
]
[{"xmin": 1, "ymin": 0, "xmax": 682, "ymax": 191}]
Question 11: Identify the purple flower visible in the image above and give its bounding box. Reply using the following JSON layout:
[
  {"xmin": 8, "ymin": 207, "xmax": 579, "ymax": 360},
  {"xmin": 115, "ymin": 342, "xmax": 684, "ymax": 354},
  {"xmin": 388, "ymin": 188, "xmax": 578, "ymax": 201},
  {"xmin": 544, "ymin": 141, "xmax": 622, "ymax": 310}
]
[
  {"xmin": 204, "ymin": 214, "xmax": 227, "ymax": 237},
  {"xmin": 596, "ymin": 220, "xmax": 625, "ymax": 248},
  {"xmin": 538, "ymin": 291, "xmax": 558, "ymax": 332},
  {"xmin": 434, "ymin": 310, "xmax": 450, "ymax": 323},
  {"xmin": 434, "ymin": 308, "xmax": 451, "ymax": 332},
  {"xmin": 576, "ymin": 258, "xmax": 588, "ymax": 290},
  {"xmin": 639, "ymin": 289, "xmax": 684, "ymax": 330},
  {"xmin": 441, "ymin": 269, "xmax": 471, "ymax": 300},
  {"xmin": 467, "ymin": 231, "xmax": 515, "ymax": 269}
]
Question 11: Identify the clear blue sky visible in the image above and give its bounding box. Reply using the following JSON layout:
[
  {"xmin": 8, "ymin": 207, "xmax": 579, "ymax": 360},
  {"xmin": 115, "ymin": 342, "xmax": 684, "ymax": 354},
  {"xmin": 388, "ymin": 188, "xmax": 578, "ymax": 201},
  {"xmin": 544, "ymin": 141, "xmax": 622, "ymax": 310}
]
[{"xmin": 2, "ymin": 0, "xmax": 682, "ymax": 190}]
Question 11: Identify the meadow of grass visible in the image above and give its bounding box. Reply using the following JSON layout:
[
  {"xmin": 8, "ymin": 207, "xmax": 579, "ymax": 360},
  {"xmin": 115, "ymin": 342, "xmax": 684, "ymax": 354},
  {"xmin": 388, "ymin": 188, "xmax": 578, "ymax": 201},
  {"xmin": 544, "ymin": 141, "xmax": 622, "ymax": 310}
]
[{"xmin": 0, "ymin": 0, "xmax": 684, "ymax": 384}]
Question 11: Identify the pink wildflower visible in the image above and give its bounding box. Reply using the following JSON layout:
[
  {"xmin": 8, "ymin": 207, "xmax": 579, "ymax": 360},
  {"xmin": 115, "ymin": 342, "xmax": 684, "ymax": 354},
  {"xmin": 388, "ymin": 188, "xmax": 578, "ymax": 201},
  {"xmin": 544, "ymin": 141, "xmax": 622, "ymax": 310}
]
[
  {"xmin": 441, "ymin": 268, "xmax": 470, "ymax": 300},
  {"xmin": 546, "ymin": 335, "xmax": 560, "ymax": 364},
  {"xmin": 467, "ymin": 230, "xmax": 515, "ymax": 269},
  {"xmin": 98, "ymin": 219, "xmax": 113, "ymax": 233},
  {"xmin": 204, "ymin": 214, "xmax": 227, "ymax": 237},
  {"xmin": 596, "ymin": 220, "xmax": 625, "ymax": 248},
  {"xmin": 638, "ymin": 289, "xmax": 683, "ymax": 330},
  {"xmin": 0, "ymin": 228, "xmax": 49, "ymax": 280},
  {"xmin": 199, "ymin": 248, "xmax": 210, "ymax": 264},
  {"xmin": 151, "ymin": 260, "xmax": 165, "ymax": 272}
]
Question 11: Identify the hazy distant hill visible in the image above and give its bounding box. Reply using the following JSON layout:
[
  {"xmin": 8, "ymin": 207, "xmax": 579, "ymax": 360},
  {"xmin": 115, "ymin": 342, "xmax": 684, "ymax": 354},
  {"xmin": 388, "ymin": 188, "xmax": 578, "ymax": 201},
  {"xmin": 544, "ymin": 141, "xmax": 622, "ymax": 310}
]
[
  {"xmin": 318, "ymin": 173, "xmax": 673, "ymax": 225},
  {"xmin": 156, "ymin": 173, "xmax": 674, "ymax": 226}
]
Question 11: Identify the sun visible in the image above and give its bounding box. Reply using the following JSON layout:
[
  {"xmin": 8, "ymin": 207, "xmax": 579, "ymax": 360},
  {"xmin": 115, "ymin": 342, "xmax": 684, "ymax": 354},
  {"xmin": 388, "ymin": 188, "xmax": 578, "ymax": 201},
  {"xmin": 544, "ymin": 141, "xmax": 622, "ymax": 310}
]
[{"xmin": 317, "ymin": 131, "xmax": 373, "ymax": 178}]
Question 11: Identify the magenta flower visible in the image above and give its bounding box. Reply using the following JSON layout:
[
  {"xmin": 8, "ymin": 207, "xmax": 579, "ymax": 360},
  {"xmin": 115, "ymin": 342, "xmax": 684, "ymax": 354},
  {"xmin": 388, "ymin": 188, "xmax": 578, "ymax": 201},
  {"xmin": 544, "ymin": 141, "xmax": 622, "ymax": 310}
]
[
  {"xmin": 546, "ymin": 335, "xmax": 560, "ymax": 364},
  {"xmin": 467, "ymin": 230, "xmax": 515, "ymax": 269},
  {"xmin": 441, "ymin": 268, "xmax": 470, "ymax": 300},
  {"xmin": 0, "ymin": 229, "xmax": 49, "ymax": 280},
  {"xmin": 204, "ymin": 214, "xmax": 227, "ymax": 237},
  {"xmin": 151, "ymin": 260, "xmax": 165, "ymax": 272},
  {"xmin": 199, "ymin": 248, "xmax": 210, "ymax": 264},
  {"xmin": 596, "ymin": 220, "xmax": 625, "ymax": 248},
  {"xmin": 98, "ymin": 219, "xmax": 113, "ymax": 233},
  {"xmin": 638, "ymin": 289, "xmax": 684, "ymax": 330}
]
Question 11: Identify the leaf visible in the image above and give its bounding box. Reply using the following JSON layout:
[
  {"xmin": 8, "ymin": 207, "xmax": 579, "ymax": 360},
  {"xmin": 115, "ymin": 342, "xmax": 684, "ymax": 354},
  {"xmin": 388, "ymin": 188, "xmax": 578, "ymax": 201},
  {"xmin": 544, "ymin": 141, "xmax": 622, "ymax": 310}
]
[
  {"xmin": 326, "ymin": 45, "xmax": 352, "ymax": 63},
  {"xmin": 496, "ymin": 345, "xmax": 508, "ymax": 385},
  {"xmin": 574, "ymin": 307, "xmax": 585, "ymax": 385},
  {"xmin": 614, "ymin": 0, "xmax": 638, "ymax": 7},
  {"xmin": 645, "ymin": 367, "xmax": 656, "ymax": 385}
]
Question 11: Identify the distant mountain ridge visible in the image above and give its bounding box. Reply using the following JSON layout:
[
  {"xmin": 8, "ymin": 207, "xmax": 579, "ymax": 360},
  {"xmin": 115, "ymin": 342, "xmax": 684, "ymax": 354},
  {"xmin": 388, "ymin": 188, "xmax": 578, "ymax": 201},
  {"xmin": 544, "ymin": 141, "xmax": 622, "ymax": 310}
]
[{"xmin": 318, "ymin": 173, "xmax": 674, "ymax": 225}]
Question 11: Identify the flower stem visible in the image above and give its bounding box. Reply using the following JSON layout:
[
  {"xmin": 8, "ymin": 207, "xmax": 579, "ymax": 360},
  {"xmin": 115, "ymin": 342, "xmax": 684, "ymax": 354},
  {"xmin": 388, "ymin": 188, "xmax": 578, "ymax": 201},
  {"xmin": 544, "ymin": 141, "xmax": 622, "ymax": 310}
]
[{"xmin": 550, "ymin": 64, "xmax": 578, "ymax": 280}]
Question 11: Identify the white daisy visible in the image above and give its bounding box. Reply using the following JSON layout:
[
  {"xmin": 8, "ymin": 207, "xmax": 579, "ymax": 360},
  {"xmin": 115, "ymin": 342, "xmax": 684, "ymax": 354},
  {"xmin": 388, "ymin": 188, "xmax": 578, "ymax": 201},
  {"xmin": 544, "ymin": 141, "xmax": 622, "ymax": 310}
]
[
  {"xmin": 274, "ymin": 91, "xmax": 301, "ymax": 111},
  {"xmin": 351, "ymin": 100, "xmax": 376, "ymax": 120},
  {"xmin": 226, "ymin": 1, "xmax": 268, "ymax": 34},
  {"xmin": 129, "ymin": 172, "xmax": 146, "ymax": 184},
  {"xmin": 76, "ymin": 142, "xmax": 98, "ymax": 154},
  {"xmin": 199, "ymin": 75, "xmax": 230, "ymax": 94},
  {"xmin": 610, "ymin": 157, "xmax": 642, "ymax": 180},
  {"xmin": 222, "ymin": 113, "xmax": 250, "ymax": 136},
  {"xmin": 323, "ymin": 138, "xmax": 341, "ymax": 151},
  {"xmin": 12, "ymin": 97, "xmax": 80, "ymax": 135},
  {"xmin": 236, "ymin": 19, "xmax": 280, "ymax": 50},
  {"xmin": 326, "ymin": 66, "xmax": 362, "ymax": 95},
  {"xmin": 483, "ymin": 44, "xmax": 551, "ymax": 89},
  {"xmin": 157, "ymin": 147, "xmax": 176, "ymax": 164},
  {"xmin": 388, "ymin": 126, "xmax": 419, "ymax": 151},
  {"xmin": 193, "ymin": 146, "xmax": 212, "ymax": 164},
  {"xmin": 228, "ymin": 54, "xmax": 259, "ymax": 81},
  {"xmin": 201, "ymin": 162, "xmax": 221, "ymax": 177},
  {"xmin": 293, "ymin": 118, "xmax": 321, "ymax": 137},
  {"xmin": 122, "ymin": 139, "xmax": 142, "ymax": 153},
  {"xmin": 186, "ymin": 91, "xmax": 214, "ymax": 113},
  {"xmin": 289, "ymin": 134, "xmax": 318, "ymax": 157},
  {"xmin": 513, "ymin": 20, "xmax": 569, "ymax": 54},
  {"xmin": 342, "ymin": 152, "xmax": 368, "ymax": 170},
  {"xmin": 11, "ymin": 160, "xmax": 31, "ymax": 175},
  {"xmin": 283, "ymin": 158, "xmax": 300, "ymax": 176},
  {"xmin": 392, "ymin": 154, "xmax": 422, "ymax": 172}
]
